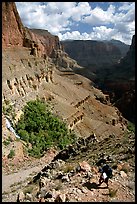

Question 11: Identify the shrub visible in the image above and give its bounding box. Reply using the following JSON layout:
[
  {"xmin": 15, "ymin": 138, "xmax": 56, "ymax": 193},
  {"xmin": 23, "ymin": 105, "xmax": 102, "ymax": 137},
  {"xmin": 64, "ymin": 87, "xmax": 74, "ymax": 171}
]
[
  {"xmin": 15, "ymin": 99, "xmax": 77, "ymax": 158},
  {"xmin": 3, "ymin": 136, "xmax": 13, "ymax": 146},
  {"xmin": 3, "ymin": 101, "xmax": 16, "ymax": 124},
  {"xmin": 63, "ymin": 164, "xmax": 74, "ymax": 173},
  {"xmin": 23, "ymin": 185, "xmax": 35, "ymax": 194},
  {"xmin": 108, "ymin": 188, "xmax": 118, "ymax": 197},
  {"xmin": 8, "ymin": 149, "xmax": 15, "ymax": 159},
  {"xmin": 3, "ymin": 140, "xmax": 10, "ymax": 146},
  {"xmin": 127, "ymin": 122, "xmax": 135, "ymax": 133}
]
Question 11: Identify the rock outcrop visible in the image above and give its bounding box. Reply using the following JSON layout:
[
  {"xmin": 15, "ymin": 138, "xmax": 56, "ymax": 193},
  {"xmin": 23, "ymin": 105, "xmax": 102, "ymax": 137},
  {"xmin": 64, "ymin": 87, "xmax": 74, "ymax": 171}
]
[
  {"xmin": 23, "ymin": 28, "xmax": 62, "ymax": 58},
  {"xmin": 16, "ymin": 130, "xmax": 135, "ymax": 202}
]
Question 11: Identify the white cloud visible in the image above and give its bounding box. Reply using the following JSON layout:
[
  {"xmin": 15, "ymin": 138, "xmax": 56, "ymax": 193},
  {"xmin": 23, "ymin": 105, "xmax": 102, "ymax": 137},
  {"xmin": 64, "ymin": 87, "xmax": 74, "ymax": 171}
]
[
  {"xmin": 82, "ymin": 4, "xmax": 115, "ymax": 25},
  {"xmin": 15, "ymin": 2, "xmax": 91, "ymax": 35},
  {"xmin": 59, "ymin": 24, "xmax": 133, "ymax": 45},
  {"xmin": 59, "ymin": 26, "xmax": 114, "ymax": 42},
  {"xmin": 118, "ymin": 2, "xmax": 135, "ymax": 11},
  {"xmin": 15, "ymin": 2, "xmax": 135, "ymax": 45}
]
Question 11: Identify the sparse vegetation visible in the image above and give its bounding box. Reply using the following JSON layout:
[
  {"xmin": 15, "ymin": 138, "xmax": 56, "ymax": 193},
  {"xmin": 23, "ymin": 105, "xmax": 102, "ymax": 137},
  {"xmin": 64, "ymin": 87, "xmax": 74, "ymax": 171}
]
[
  {"xmin": 8, "ymin": 149, "xmax": 15, "ymax": 158},
  {"xmin": 127, "ymin": 121, "xmax": 135, "ymax": 133},
  {"xmin": 121, "ymin": 167, "xmax": 128, "ymax": 173},
  {"xmin": 3, "ymin": 140, "xmax": 10, "ymax": 146},
  {"xmin": 2, "ymin": 100, "xmax": 16, "ymax": 123},
  {"xmin": 10, "ymin": 181, "xmax": 23, "ymax": 188},
  {"xmin": 55, "ymin": 180, "xmax": 63, "ymax": 191},
  {"xmin": 3, "ymin": 136, "xmax": 13, "ymax": 146},
  {"xmin": 108, "ymin": 188, "xmax": 118, "ymax": 198},
  {"xmin": 23, "ymin": 185, "xmax": 35, "ymax": 194},
  {"xmin": 15, "ymin": 99, "xmax": 77, "ymax": 158},
  {"xmin": 63, "ymin": 164, "xmax": 74, "ymax": 173}
]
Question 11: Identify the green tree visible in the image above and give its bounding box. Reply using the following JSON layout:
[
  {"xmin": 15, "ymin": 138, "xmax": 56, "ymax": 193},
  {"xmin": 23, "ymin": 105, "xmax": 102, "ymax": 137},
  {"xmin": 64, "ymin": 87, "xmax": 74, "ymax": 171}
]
[{"xmin": 15, "ymin": 99, "xmax": 76, "ymax": 158}]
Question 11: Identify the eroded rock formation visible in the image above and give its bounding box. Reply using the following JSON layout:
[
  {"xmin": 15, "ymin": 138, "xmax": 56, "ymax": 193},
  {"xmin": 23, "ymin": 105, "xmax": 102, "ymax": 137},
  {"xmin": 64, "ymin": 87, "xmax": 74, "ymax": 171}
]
[{"xmin": 5, "ymin": 69, "xmax": 54, "ymax": 97}]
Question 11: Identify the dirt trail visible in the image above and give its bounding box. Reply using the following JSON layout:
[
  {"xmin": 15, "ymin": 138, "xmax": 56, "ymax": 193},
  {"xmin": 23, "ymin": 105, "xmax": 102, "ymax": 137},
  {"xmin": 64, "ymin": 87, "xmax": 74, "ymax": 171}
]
[
  {"xmin": 2, "ymin": 164, "xmax": 43, "ymax": 193},
  {"xmin": 2, "ymin": 150, "xmax": 57, "ymax": 202}
]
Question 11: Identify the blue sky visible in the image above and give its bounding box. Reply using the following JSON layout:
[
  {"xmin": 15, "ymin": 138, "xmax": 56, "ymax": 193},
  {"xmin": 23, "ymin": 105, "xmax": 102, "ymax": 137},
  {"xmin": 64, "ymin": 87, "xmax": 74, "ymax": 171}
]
[{"xmin": 15, "ymin": 2, "xmax": 135, "ymax": 45}]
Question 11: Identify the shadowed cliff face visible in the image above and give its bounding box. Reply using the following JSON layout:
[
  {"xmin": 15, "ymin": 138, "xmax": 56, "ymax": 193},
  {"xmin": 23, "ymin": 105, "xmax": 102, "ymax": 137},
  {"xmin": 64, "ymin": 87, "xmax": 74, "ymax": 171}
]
[
  {"xmin": 101, "ymin": 35, "xmax": 135, "ymax": 90},
  {"xmin": 119, "ymin": 35, "xmax": 135, "ymax": 72},
  {"xmin": 62, "ymin": 35, "xmax": 135, "ymax": 123},
  {"xmin": 61, "ymin": 40, "xmax": 123, "ymax": 72},
  {"xmin": 96, "ymin": 35, "xmax": 135, "ymax": 123}
]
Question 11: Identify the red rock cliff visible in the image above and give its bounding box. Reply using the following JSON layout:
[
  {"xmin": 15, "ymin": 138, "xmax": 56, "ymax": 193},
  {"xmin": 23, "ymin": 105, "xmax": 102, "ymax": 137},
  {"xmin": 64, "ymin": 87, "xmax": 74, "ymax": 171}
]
[
  {"xmin": 2, "ymin": 2, "xmax": 25, "ymax": 47},
  {"xmin": 2, "ymin": 2, "xmax": 62, "ymax": 58}
]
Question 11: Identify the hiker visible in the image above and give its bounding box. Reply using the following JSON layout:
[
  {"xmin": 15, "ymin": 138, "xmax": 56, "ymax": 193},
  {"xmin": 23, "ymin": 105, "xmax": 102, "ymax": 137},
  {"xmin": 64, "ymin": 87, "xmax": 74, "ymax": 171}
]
[{"xmin": 98, "ymin": 163, "xmax": 113, "ymax": 187}]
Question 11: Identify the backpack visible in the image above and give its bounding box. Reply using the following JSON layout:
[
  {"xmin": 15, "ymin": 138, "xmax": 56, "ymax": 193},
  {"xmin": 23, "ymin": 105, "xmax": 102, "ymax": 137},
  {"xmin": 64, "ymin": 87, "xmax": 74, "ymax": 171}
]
[
  {"xmin": 102, "ymin": 164, "xmax": 113, "ymax": 178},
  {"xmin": 107, "ymin": 167, "xmax": 113, "ymax": 178}
]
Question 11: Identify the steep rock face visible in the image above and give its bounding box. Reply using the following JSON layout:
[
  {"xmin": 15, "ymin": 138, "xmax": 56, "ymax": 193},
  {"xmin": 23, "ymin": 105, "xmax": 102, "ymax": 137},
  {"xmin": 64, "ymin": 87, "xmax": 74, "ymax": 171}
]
[
  {"xmin": 104, "ymin": 39, "xmax": 130, "ymax": 57},
  {"xmin": 103, "ymin": 35, "xmax": 135, "ymax": 89},
  {"xmin": 98, "ymin": 35, "xmax": 135, "ymax": 123},
  {"xmin": 2, "ymin": 2, "xmax": 25, "ymax": 47},
  {"xmin": 3, "ymin": 2, "xmax": 126, "ymax": 141},
  {"xmin": 114, "ymin": 89, "xmax": 135, "ymax": 123},
  {"xmin": 29, "ymin": 29, "xmax": 62, "ymax": 56},
  {"xmin": 2, "ymin": 2, "xmax": 81, "ymax": 70},
  {"xmin": 61, "ymin": 40, "xmax": 122, "ymax": 71},
  {"xmin": 25, "ymin": 29, "xmax": 82, "ymax": 69},
  {"xmin": 23, "ymin": 28, "xmax": 62, "ymax": 58},
  {"xmin": 2, "ymin": 2, "xmax": 63, "ymax": 59},
  {"xmin": 119, "ymin": 35, "xmax": 135, "ymax": 73}
]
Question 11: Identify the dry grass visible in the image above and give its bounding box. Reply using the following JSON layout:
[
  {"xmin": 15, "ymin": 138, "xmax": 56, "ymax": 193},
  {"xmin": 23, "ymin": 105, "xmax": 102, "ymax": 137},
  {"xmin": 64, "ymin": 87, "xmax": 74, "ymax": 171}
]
[{"xmin": 108, "ymin": 188, "xmax": 118, "ymax": 198}]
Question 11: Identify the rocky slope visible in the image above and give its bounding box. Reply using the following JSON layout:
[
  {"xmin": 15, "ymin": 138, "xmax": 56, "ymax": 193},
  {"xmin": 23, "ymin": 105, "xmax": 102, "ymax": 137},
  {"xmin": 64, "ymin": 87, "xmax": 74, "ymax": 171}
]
[
  {"xmin": 2, "ymin": 2, "xmax": 135, "ymax": 202},
  {"xmin": 15, "ymin": 130, "xmax": 135, "ymax": 202}
]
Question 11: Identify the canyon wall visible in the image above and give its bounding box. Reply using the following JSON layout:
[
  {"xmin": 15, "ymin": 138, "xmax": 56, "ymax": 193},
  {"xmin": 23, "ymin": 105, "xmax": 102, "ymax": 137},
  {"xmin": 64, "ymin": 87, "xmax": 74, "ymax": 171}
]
[
  {"xmin": 61, "ymin": 40, "xmax": 125, "ymax": 71},
  {"xmin": 2, "ymin": 2, "xmax": 25, "ymax": 47},
  {"xmin": 99, "ymin": 35, "xmax": 135, "ymax": 123},
  {"xmin": 2, "ymin": 2, "xmax": 81, "ymax": 70}
]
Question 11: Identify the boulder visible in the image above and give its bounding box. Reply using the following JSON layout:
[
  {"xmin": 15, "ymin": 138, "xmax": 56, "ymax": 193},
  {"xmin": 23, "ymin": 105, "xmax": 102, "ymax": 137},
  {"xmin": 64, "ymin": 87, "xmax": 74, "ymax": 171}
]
[{"xmin": 78, "ymin": 161, "xmax": 91, "ymax": 172}]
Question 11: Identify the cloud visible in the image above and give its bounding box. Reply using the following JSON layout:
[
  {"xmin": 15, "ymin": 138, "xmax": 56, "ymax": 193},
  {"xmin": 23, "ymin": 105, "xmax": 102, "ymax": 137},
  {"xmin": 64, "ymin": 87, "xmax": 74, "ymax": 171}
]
[
  {"xmin": 118, "ymin": 2, "xmax": 135, "ymax": 11},
  {"xmin": 82, "ymin": 4, "xmax": 115, "ymax": 25},
  {"xmin": 59, "ymin": 25, "xmax": 133, "ymax": 45},
  {"xmin": 59, "ymin": 26, "xmax": 114, "ymax": 41},
  {"xmin": 15, "ymin": 2, "xmax": 135, "ymax": 45},
  {"xmin": 16, "ymin": 2, "xmax": 91, "ymax": 34}
]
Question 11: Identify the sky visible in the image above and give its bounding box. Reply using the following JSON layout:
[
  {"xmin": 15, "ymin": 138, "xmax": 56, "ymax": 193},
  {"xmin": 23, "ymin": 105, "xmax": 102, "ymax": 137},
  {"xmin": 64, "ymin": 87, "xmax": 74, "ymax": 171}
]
[{"xmin": 15, "ymin": 2, "xmax": 135, "ymax": 45}]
